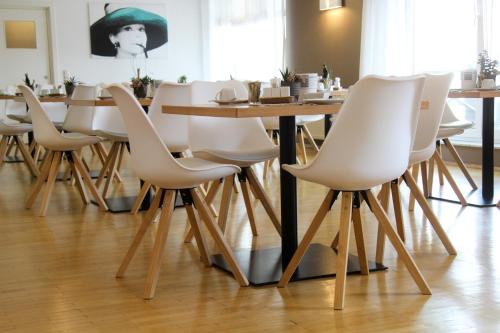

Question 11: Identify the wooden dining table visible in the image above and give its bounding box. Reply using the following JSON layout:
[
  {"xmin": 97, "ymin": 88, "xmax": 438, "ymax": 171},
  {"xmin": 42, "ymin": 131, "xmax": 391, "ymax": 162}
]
[
  {"xmin": 442, "ymin": 89, "xmax": 500, "ymax": 207},
  {"xmin": 161, "ymin": 102, "xmax": 390, "ymax": 285}
]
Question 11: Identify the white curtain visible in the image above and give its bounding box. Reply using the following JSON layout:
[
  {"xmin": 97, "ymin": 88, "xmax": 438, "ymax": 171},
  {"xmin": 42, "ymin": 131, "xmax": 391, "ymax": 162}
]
[
  {"xmin": 203, "ymin": 0, "xmax": 285, "ymax": 81},
  {"xmin": 360, "ymin": 0, "xmax": 499, "ymax": 146}
]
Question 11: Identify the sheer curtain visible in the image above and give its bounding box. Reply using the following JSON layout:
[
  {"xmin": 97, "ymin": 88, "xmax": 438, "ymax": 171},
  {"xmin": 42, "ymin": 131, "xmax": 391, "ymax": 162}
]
[
  {"xmin": 203, "ymin": 0, "xmax": 285, "ymax": 81},
  {"xmin": 360, "ymin": 0, "xmax": 499, "ymax": 146}
]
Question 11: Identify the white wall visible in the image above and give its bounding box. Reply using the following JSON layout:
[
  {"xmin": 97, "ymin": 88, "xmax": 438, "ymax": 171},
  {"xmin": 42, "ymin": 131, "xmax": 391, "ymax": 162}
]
[{"xmin": 0, "ymin": 0, "xmax": 203, "ymax": 85}]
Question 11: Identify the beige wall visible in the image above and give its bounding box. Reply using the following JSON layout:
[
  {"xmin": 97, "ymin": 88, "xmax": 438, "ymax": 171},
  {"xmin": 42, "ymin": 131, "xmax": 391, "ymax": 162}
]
[{"xmin": 285, "ymin": 0, "xmax": 363, "ymax": 86}]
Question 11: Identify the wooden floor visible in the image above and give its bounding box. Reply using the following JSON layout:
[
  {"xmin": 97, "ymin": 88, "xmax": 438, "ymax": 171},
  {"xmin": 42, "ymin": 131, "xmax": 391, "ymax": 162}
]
[{"xmin": 0, "ymin": 148, "xmax": 499, "ymax": 332}]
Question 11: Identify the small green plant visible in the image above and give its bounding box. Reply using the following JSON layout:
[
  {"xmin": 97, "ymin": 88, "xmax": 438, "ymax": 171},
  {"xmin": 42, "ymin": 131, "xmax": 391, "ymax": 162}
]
[
  {"xmin": 478, "ymin": 50, "xmax": 498, "ymax": 80},
  {"xmin": 177, "ymin": 75, "xmax": 187, "ymax": 84},
  {"xmin": 23, "ymin": 73, "xmax": 35, "ymax": 90},
  {"xmin": 63, "ymin": 76, "xmax": 80, "ymax": 87},
  {"xmin": 279, "ymin": 67, "xmax": 301, "ymax": 83},
  {"xmin": 131, "ymin": 71, "xmax": 153, "ymax": 88}
]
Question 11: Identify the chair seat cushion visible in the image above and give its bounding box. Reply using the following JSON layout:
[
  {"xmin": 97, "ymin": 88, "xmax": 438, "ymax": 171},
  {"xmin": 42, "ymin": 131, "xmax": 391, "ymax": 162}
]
[
  {"xmin": 437, "ymin": 127, "xmax": 465, "ymax": 139},
  {"xmin": 192, "ymin": 146, "xmax": 279, "ymax": 167},
  {"xmin": 440, "ymin": 120, "xmax": 474, "ymax": 130},
  {"xmin": 147, "ymin": 157, "xmax": 240, "ymax": 190},
  {"xmin": 296, "ymin": 114, "xmax": 325, "ymax": 125},
  {"xmin": 0, "ymin": 121, "xmax": 32, "ymax": 135},
  {"xmin": 95, "ymin": 130, "xmax": 129, "ymax": 142},
  {"xmin": 7, "ymin": 114, "xmax": 31, "ymax": 124},
  {"xmin": 43, "ymin": 132, "xmax": 103, "ymax": 151}
]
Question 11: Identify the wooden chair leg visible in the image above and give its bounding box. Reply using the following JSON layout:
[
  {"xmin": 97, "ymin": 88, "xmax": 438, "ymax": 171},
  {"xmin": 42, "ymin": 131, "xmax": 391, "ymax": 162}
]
[
  {"xmin": 102, "ymin": 143, "xmax": 120, "ymax": 199},
  {"xmin": 190, "ymin": 188, "xmax": 249, "ymax": 287},
  {"xmin": 390, "ymin": 180, "xmax": 405, "ymax": 242},
  {"xmin": 217, "ymin": 175, "xmax": 234, "ymax": 233},
  {"xmin": 333, "ymin": 191, "xmax": 353, "ymax": 310},
  {"xmin": 117, "ymin": 188, "xmax": 164, "ymax": 278},
  {"xmin": 420, "ymin": 161, "xmax": 429, "ymax": 198},
  {"xmin": 116, "ymin": 142, "xmax": 126, "ymax": 174},
  {"xmin": 375, "ymin": 182, "xmax": 390, "ymax": 264},
  {"xmin": 403, "ymin": 170, "xmax": 457, "ymax": 255},
  {"xmin": 71, "ymin": 151, "xmax": 108, "ymax": 211},
  {"xmin": 408, "ymin": 164, "xmax": 419, "ymax": 211},
  {"xmin": 66, "ymin": 153, "xmax": 89, "ymax": 205},
  {"xmin": 131, "ymin": 181, "xmax": 151, "ymax": 215},
  {"xmin": 297, "ymin": 126, "xmax": 308, "ymax": 165},
  {"xmin": 204, "ymin": 179, "xmax": 222, "ymax": 217},
  {"xmin": 278, "ymin": 190, "xmax": 337, "ymax": 287},
  {"xmin": 96, "ymin": 143, "xmax": 118, "ymax": 188},
  {"xmin": 144, "ymin": 190, "xmax": 176, "ymax": 300},
  {"xmin": 433, "ymin": 150, "xmax": 467, "ymax": 205},
  {"xmin": 442, "ymin": 138, "xmax": 478, "ymax": 190},
  {"xmin": 26, "ymin": 151, "xmax": 54, "ymax": 209},
  {"xmin": 428, "ymin": 154, "xmax": 435, "ymax": 196},
  {"xmin": 246, "ymin": 167, "xmax": 281, "ymax": 236},
  {"xmin": 38, "ymin": 151, "xmax": 62, "ymax": 216},
  {"xmin": 366, "ymin": 189, "xmax": 432, "ymax": 296},
  {"xmin": 302, "ymin": 124, "xmax": 320, "ymax": 153},
  {"xmin": 351, "ymin": 194, "xmax": 369, "ymax": 275},
  {"xmin": 436, "ymin": 141, "xmax": 445, "ymax": 186},
  {"xmin": 0, "ymin": 136, "xmax": 10, "ymax": 167},
  {"xmin": 239, "ymin": 173, "xmax": 258, "ymax": 236},
  {"xmin": 5, "ymin": 136, "xmax": 16, "ymax": 158},
  {"xmin": 15, "ymin": 136, "xmax": 39, "ymax": 177},
  {"xmin": 183, "ymin": 196, "xmax": 211, "ymax": 267}
]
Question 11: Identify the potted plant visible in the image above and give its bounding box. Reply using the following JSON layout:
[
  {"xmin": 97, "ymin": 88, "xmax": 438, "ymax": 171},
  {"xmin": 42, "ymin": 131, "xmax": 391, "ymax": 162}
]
[
  {"xmin": 279, "ymin": 67, "xmax": 302, "ymax": 97},
  {"xmin": 477, "ymin": 50, "xmax": 498, "ymax": 88},
  {"xmin": 23, "ymin": 73, "xmax": 36, "ymax": 91},
  {"xmin": 63, "ymin": 76, "xmax": 80, "ymax": 97},
  {"xmin": 131, "ymin": 69, "xmax": 153, "ymax": 98},
  {"xmin": 177, "ymin": 75, "xmax": 187, "ymax": 84}
]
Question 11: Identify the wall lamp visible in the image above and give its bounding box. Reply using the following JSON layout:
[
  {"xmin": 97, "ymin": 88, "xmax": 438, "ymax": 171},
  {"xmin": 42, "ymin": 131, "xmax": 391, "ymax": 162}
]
[{"xmin": 320, "ymin": 0, "xmax": 345, "ymax": 11}]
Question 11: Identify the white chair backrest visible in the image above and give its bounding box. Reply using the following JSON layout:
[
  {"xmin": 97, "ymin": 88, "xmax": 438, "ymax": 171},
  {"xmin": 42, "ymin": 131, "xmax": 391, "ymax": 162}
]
[
  {"xmin": 106, "ymin": 84, "xmax": 195, "ymax": 185},
  {"xmin": 189, "ymin": 80, "xmax": 275, "ymax": 152},
  {"xmin": 412, "ymin": 73, "xmax": 453, "ymax": 152},
  {"xmin": 148, "ymin": 82, "xmax": 191, "ymax": 149},
  {"xmin": 18, "ymin": 85, "xmax": 63, "ymax": 147},
  {"xmin": 42, "ymin": 102, "xmax": 67, "ymax": 123},
  {"xmin": 441, "ymin": 102, "xmax": 460, "ymax": 123},
  {"xmin": 308, "ymin": 75, "xmax": 426, "ymax": 187},
  {"xmin": 63, "ymin": 85, "xmax": 97, "ymax": 133},
  {"xmin": 92, "ymin": 105, "xmax": 126, "ymax": 134},
  {"xmin": 5, "ymin": 99, "xmax": 27, "ymax": 117}
]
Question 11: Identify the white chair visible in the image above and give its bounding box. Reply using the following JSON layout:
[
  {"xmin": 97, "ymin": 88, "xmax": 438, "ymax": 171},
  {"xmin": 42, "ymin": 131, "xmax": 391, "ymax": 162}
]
[
  {"xmin": 189, "ymin": 80, "xmax": 281, "ymax": 237},
  {"xmin": 92, "ymin": 102, "xmax": 128, "ymax": 199},
  {"xmin": 107, "ymin": 84, "xmax": 249, "ymax": 299},
  {"xmin": 127, "ymin": 82, "xmax": 193, "ymax": 214},
  {"xmin": 426, "ymin": 102, "xmax": 478, "ymax": 197},
  {"xmin": 260, "ymin": 115, "xmax": 322, "ymax": 177},
  {"xmin": 277, "ymin": 75, "xmax": 431, "ymax": 310},
  {"xmin": 372, "ymin": 73, "xmax": 457, "ymax": 264},
  {"xmin": 18, "ymin": 85, "xmax": 108, "ymax": 216},
  {"xmin": 0, "ymin": 120, "xmax": 38, "ymax": 176},
  {"xmin": 63, "ymin": 85, "xmax": 110, "ymax": 165}
]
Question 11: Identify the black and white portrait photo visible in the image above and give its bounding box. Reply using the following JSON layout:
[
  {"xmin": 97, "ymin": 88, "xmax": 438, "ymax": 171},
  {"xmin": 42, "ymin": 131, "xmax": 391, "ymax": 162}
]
[{"xmin": 89, "ymin": 2, "xmax": 168, "ymax": 59}]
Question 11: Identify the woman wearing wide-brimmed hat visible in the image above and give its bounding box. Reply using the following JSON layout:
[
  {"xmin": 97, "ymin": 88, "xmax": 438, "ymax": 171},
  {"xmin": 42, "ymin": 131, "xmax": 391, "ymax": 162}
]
[{"xmin": 90, "ymin": 4, "xmax": 168, "ymax": 58}]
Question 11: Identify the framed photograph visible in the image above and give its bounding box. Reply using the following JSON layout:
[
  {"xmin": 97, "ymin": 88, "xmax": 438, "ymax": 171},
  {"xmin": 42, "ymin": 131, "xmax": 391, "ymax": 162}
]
[{"xmin": 88, "ymin": 2, "xmax": 168, "ymax": 59}]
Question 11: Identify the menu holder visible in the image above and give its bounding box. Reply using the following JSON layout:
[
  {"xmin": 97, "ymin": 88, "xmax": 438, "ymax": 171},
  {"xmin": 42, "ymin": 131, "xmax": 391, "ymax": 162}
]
[{"xmin": 260, "ymin": 96, "xmax": 296, "ymax": 104}]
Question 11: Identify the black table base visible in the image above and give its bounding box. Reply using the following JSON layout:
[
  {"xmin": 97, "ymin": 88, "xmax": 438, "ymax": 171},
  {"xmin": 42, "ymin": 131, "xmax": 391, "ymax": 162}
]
[
  {"xmin": 91, "ymin": 191, "xmax": 184, "ymax": 213},
  {"xmin": 212, "ymin": 243, "xmax": 387, "ymax": 286},
  {"xmin": 429, "ymin": 183, "xmax": 500, "ymax": 207}
]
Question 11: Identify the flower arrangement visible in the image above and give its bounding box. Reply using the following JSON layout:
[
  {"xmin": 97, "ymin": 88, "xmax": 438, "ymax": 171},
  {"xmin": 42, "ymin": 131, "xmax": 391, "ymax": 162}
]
[
  {"xmin": 477, "ymin": 50, "xmax": 498, "ymax": 80},
  {"xmin": 63, "ymin": 76, "xmax": 80, "ymax": 96},
  {"xmin": 131, "ymin": 69, "xmax": 153, "ymax": 98},
  {"xmin": 279, "ymin": 67, "xmax": 302, "ymax": 83}
]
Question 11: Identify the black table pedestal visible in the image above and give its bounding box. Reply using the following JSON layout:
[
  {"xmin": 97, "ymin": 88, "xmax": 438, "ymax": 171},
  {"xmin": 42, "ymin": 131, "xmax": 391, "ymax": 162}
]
[{"xmin": 212, "ymin": 244, "xmax": 386, "ymax": 286}]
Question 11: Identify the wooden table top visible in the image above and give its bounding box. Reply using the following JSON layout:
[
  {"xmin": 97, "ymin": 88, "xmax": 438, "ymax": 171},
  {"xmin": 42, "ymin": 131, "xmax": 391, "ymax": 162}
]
[
  {"xmin": 0, "ymin": 95, "xmax": 15, "ymax": 100},
  {"xmin": 448, "ymin": 89, "xmax": 500, "ymax": 98},
  {"xmin": 67, "ymin": 98, "xmax": 152, "ymax": 107},
  {"xmin": 162, "ymin": 100, "xmax": 430, "ymax": 118},
  {"xmin": 162, "ymin": 102, "xmax": 343, "ymax": 118}
]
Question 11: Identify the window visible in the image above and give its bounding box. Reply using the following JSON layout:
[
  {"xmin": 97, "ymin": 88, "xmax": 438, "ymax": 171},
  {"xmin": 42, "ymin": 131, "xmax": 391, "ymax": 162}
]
[
  {"xmin": 360, "ymin": 0, "xmax": 500, "ymax": 147},
  {"xmin": 202, "ymin": 0, "xmax": 285, "ymax": 81}
]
